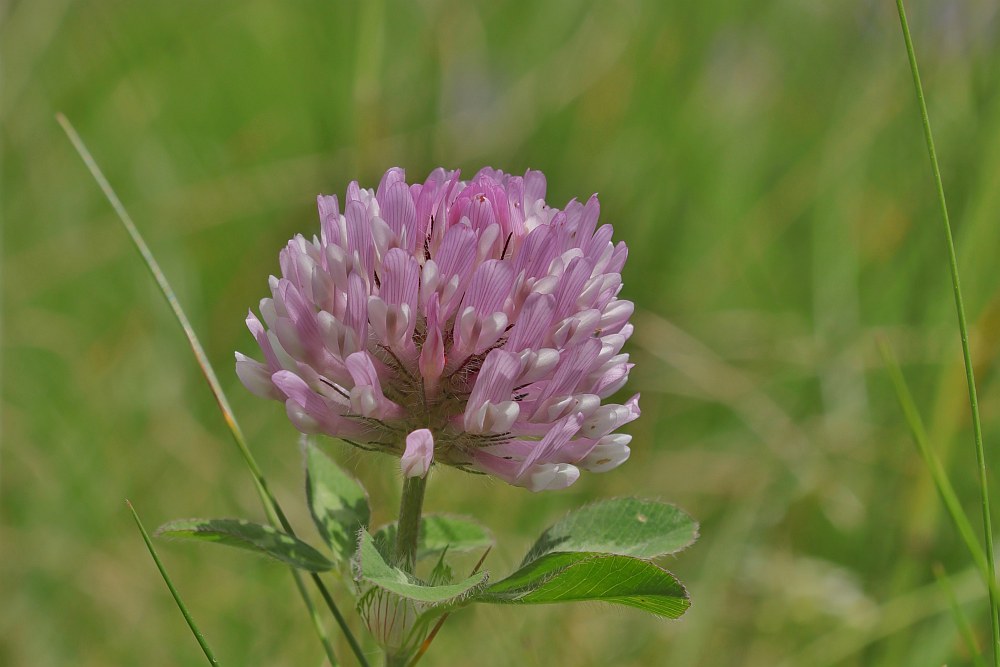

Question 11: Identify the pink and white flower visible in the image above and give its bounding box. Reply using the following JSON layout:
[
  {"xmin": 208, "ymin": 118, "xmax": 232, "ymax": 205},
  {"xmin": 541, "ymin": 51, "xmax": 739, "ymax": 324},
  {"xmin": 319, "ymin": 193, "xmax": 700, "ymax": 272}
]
[{"xmin": 237, "ymin": 167, "xmax": 637, "ymax": 491}]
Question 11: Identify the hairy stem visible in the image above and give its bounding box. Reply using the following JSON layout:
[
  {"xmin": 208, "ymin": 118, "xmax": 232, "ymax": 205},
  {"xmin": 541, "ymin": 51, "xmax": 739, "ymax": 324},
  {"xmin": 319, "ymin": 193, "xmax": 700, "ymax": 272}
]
[{"xmin": 394, "ymin": 475, "xmax": 428, "ymax": 574}]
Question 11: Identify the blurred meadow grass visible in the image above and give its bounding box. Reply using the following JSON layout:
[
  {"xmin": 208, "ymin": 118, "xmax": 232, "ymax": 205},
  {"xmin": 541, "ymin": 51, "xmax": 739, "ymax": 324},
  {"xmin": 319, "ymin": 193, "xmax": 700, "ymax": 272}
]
[{"xmin": 4, "ymin": 0, "xmax": 1000, "ymax": 665}]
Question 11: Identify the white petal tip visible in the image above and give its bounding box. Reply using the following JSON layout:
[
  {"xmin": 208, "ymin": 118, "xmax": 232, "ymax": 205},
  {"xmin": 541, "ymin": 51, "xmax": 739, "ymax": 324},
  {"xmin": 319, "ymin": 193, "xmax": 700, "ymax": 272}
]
[{"xmin": 526, "ymin": 463, "xmax": 580, "ymax": 492}]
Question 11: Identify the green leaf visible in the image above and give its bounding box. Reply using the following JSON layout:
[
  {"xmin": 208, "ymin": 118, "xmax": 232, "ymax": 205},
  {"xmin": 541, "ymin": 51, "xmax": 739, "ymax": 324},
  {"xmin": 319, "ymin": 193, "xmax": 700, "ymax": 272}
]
[
  {"xmin": 522, "ymin": 497, "xmax": 697, "ymax": 565},
  {"xmin": 304, "ymin": 441, "xmax": 370, "ymax": 561},
  {"xmin": 471, "ymin": 499, "xmax": 696, "ymax": 618},
  {"xmin": 420, "ymin": 514, "xmax": 493, "ymax": 558},
  {"xmin": 372, "ymin": 514, "xmax": 493, "ymax": 561},
  {"xmin": 478, "ymin": 552, "xmax": 689, "ymax": 618},
  {"xmin": 156, "ymin": 518, "xmax": 334, "ymax": 572},
  {"xmin": 355, "ymin": 530, "xmax": 487, "ymax": 604}
]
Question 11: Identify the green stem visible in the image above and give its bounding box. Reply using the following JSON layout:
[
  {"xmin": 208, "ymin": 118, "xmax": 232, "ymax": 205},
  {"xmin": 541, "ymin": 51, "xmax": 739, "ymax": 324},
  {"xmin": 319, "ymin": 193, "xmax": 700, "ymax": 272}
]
[
  {"xmin": 394, "ymin": 475, "xmax": 428, "ymax": 574},
  {"xmin": 893, "ymin": 2, "xmax": 999, "ymax": 664}
]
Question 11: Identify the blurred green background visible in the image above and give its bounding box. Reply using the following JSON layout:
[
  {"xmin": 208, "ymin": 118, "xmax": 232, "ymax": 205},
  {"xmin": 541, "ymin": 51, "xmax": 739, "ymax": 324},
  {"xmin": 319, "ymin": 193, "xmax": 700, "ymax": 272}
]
[{"xmin": 4, "ymin": 0, "xmax": 1000, "ymax": 665}]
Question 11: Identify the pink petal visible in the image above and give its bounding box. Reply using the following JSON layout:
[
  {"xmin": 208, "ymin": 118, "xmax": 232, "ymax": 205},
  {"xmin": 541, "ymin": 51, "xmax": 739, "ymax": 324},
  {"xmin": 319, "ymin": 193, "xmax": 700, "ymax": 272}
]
[
  {"xmin": 532, "ymin": 338, "xmax": 602, "ymax": 409},
  {"xmin": 599, "ymin": 299, "xmax": 634, "ymax": 334},
  {"xmin": 551, "ymin": 257, "xmax": 593, "ymax": 320},
  {"xmin": 376, "ymin": 167, "xmax": 406, "ymax": 201},
  {"xmin": 419, "ymin": 294, "xmax": 445, "ymax": 386},
  {"xmin": 380, "ymin": 180, "xmax": 418, "ymax": 254},
  {"xmin": 380, "ymin": 248, "xmax": 419, "ymax": 309},
  {"xmin": 571, "ymin": 195, "xmax": 600, "ymax": 249},
  {"xmin": 466, "ymin": 349, "xmax": 521, "ymax": 412},
  {"xmin": 345, "ymin": 352, "xmax": 401, "ymax": 419},
  {"xmin": 272, "ymin": 371, "xmax": 321, "ymax": 411},
  {"xmin": 317, "ymin": 194, "xmax": 341, "ymax": 246},
  {"xmin": 345, "ymin": 199, "xmax": 374, "ymax": 280},
  {"xmin": 513, "ymin": 225, "xmax": 556, "ymax": 278},
  {"xmin": 523, "ymin": 169, "xmax": 547, "ymax": 204},
  {"xmin": 344, "ymin": 272, "xmax": 369, "ymax": 354},
  {"xmin": 585, "ymin": 223, "xmax": 615, "ymax": 261},
  {"xmin": 467, "ymin": 193, "xmax": 498, "ymax": 232},
  {"xmin": 459, "ymin": 259, "xmax": 515, "ymax": 316},
  {"xmin": 506, "ymin": 292, "xmax": 555, "ymax": 352},
  {"xmin": 517, "ymin": 412, "xmax": 585, "ymax": 476},
  {"xmin": 235, "ymin": 352, "xmax": 282, "ymax": 400},
  {"xmin": 246, "ymin": 310, "xmax": 280, "ymax": 371},
  {"xmin": 434, "ymin": 223, "xmax": 477, "ymax": 288}
]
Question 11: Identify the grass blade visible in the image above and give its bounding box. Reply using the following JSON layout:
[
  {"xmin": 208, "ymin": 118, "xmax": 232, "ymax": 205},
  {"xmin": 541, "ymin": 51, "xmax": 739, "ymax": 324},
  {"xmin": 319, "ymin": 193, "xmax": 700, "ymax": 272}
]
[
  {"xmin": 126, "ymin": 500, "xmax": 221, "ymax": 666},
  {"xmin": 56, "ymin": 114, "xmax": 368, "ymax": 667},
  {"xmin": 893, "ymin": 3, "xmax": 999, "ymax": 663},
  {"xmin": 878, "ymin": 340, "xmax": 992, "ymax": 586},
  {"xmin": 781, "ymin": 562, "xmax": 984, "ymax": 667},
  {"xmin": 934, "ymin": 563, "xmax": 987, "ymax": 667}
]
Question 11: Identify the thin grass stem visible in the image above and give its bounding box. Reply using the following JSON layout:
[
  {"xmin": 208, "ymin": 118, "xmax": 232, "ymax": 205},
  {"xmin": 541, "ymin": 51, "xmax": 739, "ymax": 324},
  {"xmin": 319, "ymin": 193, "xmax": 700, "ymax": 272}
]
[
  {"xmin": 126, "ymin": 500, "xmax": 221, "ymax": 666},
  {"xmin": 57, "ymin": 114, "xmax": 368, "ymax": 667},
  {"xmin": 893, "ymin": 2, "xmax": 999, "ymax": 662}
]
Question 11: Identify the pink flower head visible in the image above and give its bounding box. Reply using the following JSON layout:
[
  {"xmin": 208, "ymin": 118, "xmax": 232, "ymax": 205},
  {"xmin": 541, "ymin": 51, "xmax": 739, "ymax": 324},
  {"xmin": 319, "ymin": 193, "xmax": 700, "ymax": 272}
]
[{"xmin": 237, "ymin": 167, "xmax": 637, "ymax": 491}]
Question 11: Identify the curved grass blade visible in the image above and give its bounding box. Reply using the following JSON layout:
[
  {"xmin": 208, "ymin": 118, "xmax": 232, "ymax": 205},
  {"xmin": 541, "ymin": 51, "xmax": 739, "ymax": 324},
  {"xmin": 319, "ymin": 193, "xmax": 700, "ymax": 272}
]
[
  {"xmin": 878, "ymin": 340, "xmax": 994, "ymax": 593},
  {"xmin": 126, "ymin": 501, "xmax": 220, "ymax": 666},
  {"xmin": 57, "ymin": 114, "xmax": 366, "ymax": 667},
  {"xmin": 893, "ymin": 3, "xmax": 999, "ymax": 662},
  {"xmin": 779, "ymin": 563, "xmax": 984, "ymax": 667},
  {"xmin": 934, "ymin": 563, "xmax": 987, "ymax": 667}
]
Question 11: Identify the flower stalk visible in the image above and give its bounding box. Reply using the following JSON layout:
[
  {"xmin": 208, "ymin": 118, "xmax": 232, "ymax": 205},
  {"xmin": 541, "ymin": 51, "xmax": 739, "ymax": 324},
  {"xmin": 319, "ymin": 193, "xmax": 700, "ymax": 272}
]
[{"xmin": 394, "ymin": 474, "xmax": 428, "ymax": 574}]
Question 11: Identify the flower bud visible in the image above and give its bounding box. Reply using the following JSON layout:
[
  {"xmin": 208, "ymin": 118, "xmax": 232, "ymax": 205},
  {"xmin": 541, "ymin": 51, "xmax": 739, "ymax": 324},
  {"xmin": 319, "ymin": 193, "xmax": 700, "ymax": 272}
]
[{"xmin": 401, "ymin": 429, "xmax": 434, "ymax": 478}]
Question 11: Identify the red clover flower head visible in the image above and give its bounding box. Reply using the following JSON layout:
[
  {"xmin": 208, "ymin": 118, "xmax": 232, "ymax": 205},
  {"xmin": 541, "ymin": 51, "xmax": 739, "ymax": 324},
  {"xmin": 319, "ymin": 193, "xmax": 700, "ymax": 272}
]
[{"xmin": 236, "ymin": 167, "xmax": 638, "ymax": 491}]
